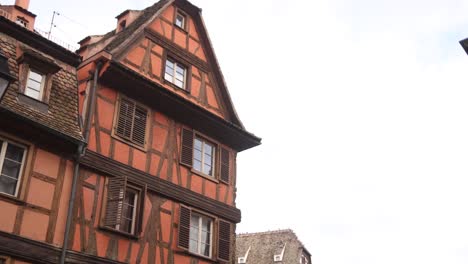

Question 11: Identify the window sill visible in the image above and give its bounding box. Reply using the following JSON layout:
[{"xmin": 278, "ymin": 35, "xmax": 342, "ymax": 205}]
[
  {"xmin": 162, "ymin": 79, "xmax": 190, "ymax": 93},
  {"xmin": 98, "ymin": 226, "xmax": 140, "ymax": 240},
  {"xmin": 0, "ymin": 192, "xmax": 26, "ymax": 206},
  {"xmin": 176, "ymin": 248, "xmax": 216, "ymax": 263},
  {"xmin": 174, "ymin": 25, "xmax": 188, "ymax": 34},
  {"xmin": 111, "ymin": 133, "xmax": 147, "ymax": 153},
  {"xmin": 17, "ymin": 93, "xmax": 49, "ymax": 113},
  {"xmin": 191, "ymin": 168, "xmax": 219, "ymax": 183}
]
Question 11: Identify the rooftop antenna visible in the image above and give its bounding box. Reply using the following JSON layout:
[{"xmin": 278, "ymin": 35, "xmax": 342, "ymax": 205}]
[{"xmin": 47, "ymin": 11, "xmax": 59, "ymax": 39}]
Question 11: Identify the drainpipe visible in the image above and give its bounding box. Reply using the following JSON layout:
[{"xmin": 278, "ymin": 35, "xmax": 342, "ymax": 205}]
[{"xmin": 59, "ymin": 61, "xmax": 103, "ymax": 264}]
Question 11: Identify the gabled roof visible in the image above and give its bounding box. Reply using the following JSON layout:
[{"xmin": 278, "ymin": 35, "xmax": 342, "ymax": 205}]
[
  {"xmin": 0, "ymin": 16, "xmax": 83, "ymax": 145},
  {"xmin": 236, "ymin": 229, "xmax": 312, "ymax": 264},
  {"xmin": 87, "ymin": 0, "xmax": 247, "ymax": 130}
]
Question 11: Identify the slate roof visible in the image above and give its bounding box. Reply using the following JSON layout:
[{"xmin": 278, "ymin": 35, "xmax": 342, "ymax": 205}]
[
  {"xmin": 0, "ymin": 28, "xmax": 83, "ymax": 142},
  {"xmin": 236, "ymin": 229, "xmax": 311, "ymax": 264}
]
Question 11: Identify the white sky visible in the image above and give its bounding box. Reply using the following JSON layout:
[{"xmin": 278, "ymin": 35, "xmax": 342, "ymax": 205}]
[{"xmin": 8, "ymin": 0, "xmax": 468, "ymax": 263}]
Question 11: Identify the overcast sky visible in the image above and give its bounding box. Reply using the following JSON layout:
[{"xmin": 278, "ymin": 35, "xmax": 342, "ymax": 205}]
[{"xmin": 8, "ymin": 0, "xmax": 468, "ymax": 263}]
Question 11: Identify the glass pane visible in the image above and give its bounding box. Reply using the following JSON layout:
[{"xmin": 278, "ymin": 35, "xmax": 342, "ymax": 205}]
[
  {"xmin": 5, "ymin": 144, "xmax": 24, "ymax": 162},
  {"xmin": 29, "ymin": 71, "xmax": 43, "ymax": 82},
  {"xmin": 175, "ymin": 79, "xmax": 183, "ymax": 88},
  {"xmin": 203, "ymin": 164, "xmax": 212, "ymax": 176},
  {"xmin": 201, "ymin": 243, "xmax": 210, "ymax": 256},
  {"xmin": 194, "ymin": 149, "xmax": 202, "ymax": 162},
  {"xmin": 27, "ymin": 79, "xmax": 41, "ymax": 91},
  {"xmin": 166, "ymin": 60, "xmax": 174, "ymax": 70},
  {"xmin": 24, "ymin": 88, "xmax": 40, "ymax": 99},
  {"xmin": 176, "ymin": 65, "xmax": 185, "ymax": 75},
  {"xmin": 202, "ymin": 217, "xmax": 211, "ymax": 231},
  {"xmin": 1, "ymin": 159, "xmax": 22, "ymax": 179},
  {"xmin": 121, "ymin": 218, "xmax": 131, "ymax": 233},
  {"xmin": 194, "ymin": 139, "xmax": 202, "ymax": 150},
  {"xmin": 0, "ymin": 175, "xmax": 17, "ymax": 195},
  {"xmin": 193, "ymin": 160, "xmax": 201, "ymax": 171},
  {"xmin": 189, "ymin": 239, "xmax": 198, "ymax": 253}
]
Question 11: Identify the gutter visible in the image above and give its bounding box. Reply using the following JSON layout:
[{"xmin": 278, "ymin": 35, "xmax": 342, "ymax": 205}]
[{"xmin": 59, "ymin": 61, "xmax": 102, "ymax": 264}]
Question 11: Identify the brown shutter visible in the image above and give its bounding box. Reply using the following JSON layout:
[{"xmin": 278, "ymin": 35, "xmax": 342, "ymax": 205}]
[
  {"xmin": 132, "ymin": 105, "xmax": 148, "ymax": 146},
  {"xmin": 218, "ymin": 220, "xmax": 231, "ymax": 261},
  {"xmin": 116, "ymin": 98, "xmax": 135, "ymax": 139},
  {"xmin": 135, "ymin": 184, "xmax": 147, "ymax": 234},
  {"xmin": 180, "ymin": 128, "xmax": 193, "ymax": 167},
  {"xmin": 178, "ymin": 205, "xmax": 191, "ymax": 250},
  {"xmin": 104, "ymin": 175, "xmax": 127, "ymax": 227},
  {"xmin": 220, "ymin": 147, "xmax": 230, "ymax": 183}
]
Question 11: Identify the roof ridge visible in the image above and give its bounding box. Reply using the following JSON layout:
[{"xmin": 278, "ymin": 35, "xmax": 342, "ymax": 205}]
[{"xmin": 236, "ymin": 229, "xmax": 294, "ymax": 237}]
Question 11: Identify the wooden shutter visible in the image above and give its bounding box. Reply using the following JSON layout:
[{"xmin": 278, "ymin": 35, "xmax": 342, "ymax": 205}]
[
  {"xmin": 104, "ymin": 175, "xmax": 126, "ymax": 227},
  {"xmin": 220, "ymin": 147, "xmax": 230, "ymax": 183},
  {"xmin": 135, "ymin": 184, "xmax": 147, "ymax": 234},
  {"xmin": 132, "ymin": 105, "xmax": 147, "ymax": 146},
  {"xmin": 217, "ymin": 220, "xmax": 231, "ymax": 262},
  {"xmin": 178, "ymin": 205, "xmax": 191, "ymax": 250},
  {"xmin": 116, "ymin": 98, "xmax": 135, "ymax": 139},
  {"xmin": 180, "ymin": 128, "xmax": 193, "ymax": 167}
]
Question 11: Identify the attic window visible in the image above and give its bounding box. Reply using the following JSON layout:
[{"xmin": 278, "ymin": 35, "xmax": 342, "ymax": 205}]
[
  {"xmin": 16, "ymin": 17, "xmax": 28, "ymax": 28},
  {"xmin": 119, "ymin": 20, "xmax": 127, "ymax": 31},
  {"xmin": 175, "ymin": 11, "xmax": 186, "ymax": 29}
]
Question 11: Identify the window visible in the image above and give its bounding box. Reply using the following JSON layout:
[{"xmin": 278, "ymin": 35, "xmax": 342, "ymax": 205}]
[
  {"xmin": 0, "ymin": 139, "xmax": 26, "ymax": 197},
  {"xmin": 189, "ymin": 213, "xmax": 213, "ymax": 257},
  {"xmin": 114, "ymin": 97, "xmax": 149, "ymax": 147},
  {"xmin": 24, "ymin": 69, "xmax": 45, "ymax": 100},
  {"xmin": 178, "ymin": 206, "xmax": 232, "ymax": 261},
  {"xmin": 164, "ymin": 58, "xmax": 187, "ymax": 89},
  {"xmin": 17, "ymin": 50, "xmax": 60, "ymax": 105},
  {"xmin": 103, "ymin": 175, "xmax": 146, "ymax": 236},
  {"xmin": 16, "ymin": 17, "xmax": 28, "ymax": 28},
  {"xmin": 175, "ymin": 11, "xmax": 186, "ymax": 29},
  {"xmin": 180, "ymin": 128, "xmax": 231, "ymax": 183},
  {"xmin": 193, "ymin": 137, "xmax": 215, "ymax": 177}
]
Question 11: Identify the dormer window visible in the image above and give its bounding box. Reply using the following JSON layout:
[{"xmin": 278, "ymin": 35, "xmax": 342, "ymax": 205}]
[
  {"xmin": 175, "ymin": 11, "xmax": 186, "ymax": 29},
  {"xmin": 16, "ymin": 17, "xmax": 28, "ymax": 28},
  {"xmin": 24, "ymin": 69, "xmax": 45, "ymax": 100},
  {"xmin": 17, "ymin": 49, "xmax": 60, "ymax": 107},
  {"xmin": 119, "ymin": 20, "xmax": 126, "ymax": 31}
]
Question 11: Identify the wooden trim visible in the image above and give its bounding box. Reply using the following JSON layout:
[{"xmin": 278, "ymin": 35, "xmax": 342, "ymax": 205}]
[
  {"xmin": 100, "ymin": 62, "xmax": 261, "ymax": 152},
  {"xmin": 145, "ymin": 28, "xmax": 209, "ymax": 72},
  {"xmin": 0, "ymin": 230, "xmax": 126, "ymax": 264},
  {"xmin": 81, "ymin": 151, "xmax": 241, "ymax": 223}
]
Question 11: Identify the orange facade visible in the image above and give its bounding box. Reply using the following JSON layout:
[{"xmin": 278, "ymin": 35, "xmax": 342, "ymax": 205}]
[{"xmin": 0, "ymin": 0, "xmax": 259, "ymax": 263}]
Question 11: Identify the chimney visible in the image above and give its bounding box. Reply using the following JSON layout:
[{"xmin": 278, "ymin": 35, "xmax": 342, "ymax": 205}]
[{"xmin": 15, "ymin": 0, "xmax": 30, "ymax": 10}]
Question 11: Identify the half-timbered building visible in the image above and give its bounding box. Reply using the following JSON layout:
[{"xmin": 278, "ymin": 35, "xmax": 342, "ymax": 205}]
[
  {"xmin": 74, "ymin": 0, "xmax": 260, "ymax": 263},
  {"xmin": 0, "ymin": 0, "xmax": 259, "ymax": 263}
]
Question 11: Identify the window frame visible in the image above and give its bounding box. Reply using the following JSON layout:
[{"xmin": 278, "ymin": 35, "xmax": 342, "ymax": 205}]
[
  {"xmin": 180, "ymin": 128, "xmax": 232, "ymax": 184},
  {"xmin": 193, "ymin": 136, "xmax": 216, "ymax": 178},
  {"xmin": 189, "ymin": 212, "xmax": 214, "ymax": 258},
  {"xmin": 178, "ymin": 205, "xmax": 233, "ymax": 261},
  {"xmin": 24, "ymin": 68, "xmax": 46, "ymax": 101},
  {"xmin": 17, "ymin": 50, "xmax": 60, "ymax": 105},
  {"xmin": 112, "ymin": 94, "xmax": 150, "ymax": 151},
  {"xmin": 0, "ymin": 138, "xmax": 27, "ymax": 198},
  {"xmin": 102, "ymin": 176, "xmax": 146, "ymax": 238},
  {"xmin": 174, "ymin": 10, "xmax": 187, "ymax": 30},
  {"xmin": 163, "ymin": 57, "xmax": 188, "ymax": 90}
]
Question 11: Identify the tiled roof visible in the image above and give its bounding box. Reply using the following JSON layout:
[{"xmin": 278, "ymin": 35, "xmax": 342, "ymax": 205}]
[
  {"xmin": 236, "ymin": 229, "xmax": 311, "ymax": 264},
  {"xmin": 0, "ymin": 36, "xmax": 83, "ymax": 142}
]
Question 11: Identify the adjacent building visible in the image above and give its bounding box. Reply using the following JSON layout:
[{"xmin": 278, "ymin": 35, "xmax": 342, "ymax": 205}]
[
  {"xmin": 0, "ymin": 0, "xmax": 260, "ymax": 263},
  {"xmin": 236, "ymin": 230, "xmax": 312, "ymax": 264}
]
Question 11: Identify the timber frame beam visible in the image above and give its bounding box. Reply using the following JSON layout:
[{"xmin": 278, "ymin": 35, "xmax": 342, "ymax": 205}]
[{"xmin": 80, "ymin": 151, "xmax": 242, "ymax": 223}]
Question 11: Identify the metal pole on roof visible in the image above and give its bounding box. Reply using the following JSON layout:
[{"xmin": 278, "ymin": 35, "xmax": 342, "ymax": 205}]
[{"xmin": 47, "ymin": 11, "xmax": 59, "ymax": 39}]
